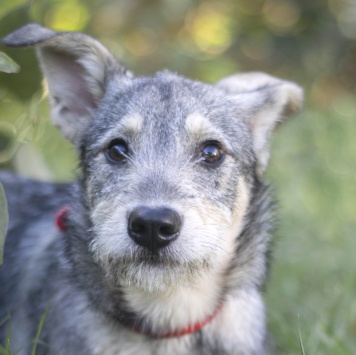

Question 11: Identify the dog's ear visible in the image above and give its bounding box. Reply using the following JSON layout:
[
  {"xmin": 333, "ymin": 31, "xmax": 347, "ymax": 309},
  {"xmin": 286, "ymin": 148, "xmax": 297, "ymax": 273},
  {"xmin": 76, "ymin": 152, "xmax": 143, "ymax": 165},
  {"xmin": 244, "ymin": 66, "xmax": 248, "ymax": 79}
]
[
  {"xmin": 2, "ymin": 23, "xmax": 131, "ymax": 145},
  {"xmin": 216, "ymin": 72, "xmax": 303, "ymax": 176}
]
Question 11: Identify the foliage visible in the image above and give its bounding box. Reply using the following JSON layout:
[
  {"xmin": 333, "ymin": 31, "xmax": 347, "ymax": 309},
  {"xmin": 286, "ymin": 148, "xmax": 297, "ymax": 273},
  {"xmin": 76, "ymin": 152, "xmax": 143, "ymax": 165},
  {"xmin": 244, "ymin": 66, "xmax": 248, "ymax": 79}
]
[{"xmin": 0, "ymin": 53, "xmax": 19, "ymax": 74}]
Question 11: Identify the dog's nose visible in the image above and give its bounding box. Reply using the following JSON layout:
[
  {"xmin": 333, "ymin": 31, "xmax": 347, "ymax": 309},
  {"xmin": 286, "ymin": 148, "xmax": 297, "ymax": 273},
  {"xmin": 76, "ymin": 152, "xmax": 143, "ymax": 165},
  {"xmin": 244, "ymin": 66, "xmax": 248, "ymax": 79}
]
[{"xmin": 128, "ymin": 206, "xmax": 181, "ymax": 252}]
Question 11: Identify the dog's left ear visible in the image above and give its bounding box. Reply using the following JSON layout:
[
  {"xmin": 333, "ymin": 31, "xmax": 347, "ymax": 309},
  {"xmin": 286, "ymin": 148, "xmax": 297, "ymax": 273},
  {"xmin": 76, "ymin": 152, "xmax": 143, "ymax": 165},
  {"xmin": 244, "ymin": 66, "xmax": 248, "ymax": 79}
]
[
  {"xmin": 216, "ymin": 72, "xmax": 303, "ymax": 176},
  {"xmin": 2, "ymin": 23, "xmax": 131, "ymax": 145}
]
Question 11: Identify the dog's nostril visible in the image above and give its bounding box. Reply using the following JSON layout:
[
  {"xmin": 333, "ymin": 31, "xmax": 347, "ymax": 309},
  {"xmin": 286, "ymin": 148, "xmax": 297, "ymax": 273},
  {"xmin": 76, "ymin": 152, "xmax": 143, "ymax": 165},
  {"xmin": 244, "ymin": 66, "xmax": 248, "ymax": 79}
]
[
  {"xmin": 128, "ymin": 206, "xmax": 181, "ymax": 252},
  {"xmin": 159, "ymin": 223, "xmax": 177, "ymax": 237},
  {"xmin": 130, "ymin": 221, "xmax": 145, "ymax": 234}
]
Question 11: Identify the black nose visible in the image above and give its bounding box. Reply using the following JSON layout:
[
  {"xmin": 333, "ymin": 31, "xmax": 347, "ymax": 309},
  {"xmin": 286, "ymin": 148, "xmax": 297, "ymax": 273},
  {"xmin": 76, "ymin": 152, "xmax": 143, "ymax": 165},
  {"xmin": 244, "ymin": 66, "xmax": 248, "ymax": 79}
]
[{"xmin": 128, "ymin": 206, "xmax": 181, "ymax": 252}]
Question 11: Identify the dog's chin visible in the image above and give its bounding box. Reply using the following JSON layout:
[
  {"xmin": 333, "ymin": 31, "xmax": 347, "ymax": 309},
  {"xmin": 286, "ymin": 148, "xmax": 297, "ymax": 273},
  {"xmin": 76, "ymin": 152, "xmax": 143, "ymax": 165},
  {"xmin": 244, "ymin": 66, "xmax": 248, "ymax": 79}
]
[{"xmin": 101, "ymin": 250, "xmax": 213, "ymax": 293}]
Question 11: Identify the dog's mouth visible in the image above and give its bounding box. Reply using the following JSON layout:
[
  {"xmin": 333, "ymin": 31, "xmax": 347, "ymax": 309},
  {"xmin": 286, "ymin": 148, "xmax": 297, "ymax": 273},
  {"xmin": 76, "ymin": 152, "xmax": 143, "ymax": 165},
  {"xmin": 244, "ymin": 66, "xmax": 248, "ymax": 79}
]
[
  {"xmin": 95, "ymin": 247, "xmax": 183, "ymax": 274},
  {"xmin": 120, "ymin": 246, "xmax": 183, "ymax": 267},
  {"xmin": 97, "ymin": 246, "xmax": 214, "ymax": 292}
]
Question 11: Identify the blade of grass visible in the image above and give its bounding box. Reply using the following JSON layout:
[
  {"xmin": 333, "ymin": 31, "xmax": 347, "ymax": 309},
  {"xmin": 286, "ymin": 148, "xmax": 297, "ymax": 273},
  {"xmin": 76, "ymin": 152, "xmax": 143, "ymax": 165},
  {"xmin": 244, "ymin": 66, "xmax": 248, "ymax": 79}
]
[
  {"xmin": 5, "ymin": 338, "xmax": 12, "ymax": 355},
  {"xmin": 31, "ymin": 305, "xmax": 49, "ymax": 355},
  {"xmin": 4, "ymin": 322, "xmax": 11, "ymax": 355},
  {"xmin": 0, "ymin": 182, "xmax": 9, "ymax": 265},
  {"xmin": 298, "ymin": 314, "xmax": 306, "ymax": 355},
  {"xmin": 0, "ymin": 344, "xmax": 8, "ymax": 355}
]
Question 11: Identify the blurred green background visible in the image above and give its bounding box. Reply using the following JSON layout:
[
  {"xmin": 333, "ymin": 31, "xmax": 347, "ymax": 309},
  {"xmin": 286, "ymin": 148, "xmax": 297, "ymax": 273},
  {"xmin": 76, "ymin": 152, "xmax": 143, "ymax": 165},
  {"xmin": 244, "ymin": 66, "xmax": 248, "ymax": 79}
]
[{"xmin": 0, "ymin": 0, "xmax": 355, "ymax": 354}]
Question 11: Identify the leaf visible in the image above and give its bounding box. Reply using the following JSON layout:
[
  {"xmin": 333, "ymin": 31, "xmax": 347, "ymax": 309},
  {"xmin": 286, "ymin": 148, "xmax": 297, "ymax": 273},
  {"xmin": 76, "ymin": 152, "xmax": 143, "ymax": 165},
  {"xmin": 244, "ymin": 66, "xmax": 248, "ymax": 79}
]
[
  {"xmin": 0, "ymin": 52, "xmax": 20, "ymax": 74},
  {"xmin": 0, "ymin": 182, "xmax": 9, "ymax": 265}
]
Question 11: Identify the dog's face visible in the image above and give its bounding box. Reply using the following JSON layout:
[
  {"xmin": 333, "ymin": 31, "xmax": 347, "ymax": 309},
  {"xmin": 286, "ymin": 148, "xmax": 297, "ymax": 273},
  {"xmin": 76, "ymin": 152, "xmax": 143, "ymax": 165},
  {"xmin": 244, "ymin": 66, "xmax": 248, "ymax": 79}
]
[
  {"xmin": 85, "ymin": 75, "xmax": 255, "ymax": 292},
  {"xmin": 3, "ymin": 24, "xmax": 302, "ymax": 293}
]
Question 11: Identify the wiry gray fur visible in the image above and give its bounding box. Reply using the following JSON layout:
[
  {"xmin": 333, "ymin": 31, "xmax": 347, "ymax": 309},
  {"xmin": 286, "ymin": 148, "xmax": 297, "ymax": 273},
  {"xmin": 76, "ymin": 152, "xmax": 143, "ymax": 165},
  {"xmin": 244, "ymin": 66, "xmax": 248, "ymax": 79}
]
[{"xmin": 0, "ymin": 24, "xmax": 303, "ymax": 355}]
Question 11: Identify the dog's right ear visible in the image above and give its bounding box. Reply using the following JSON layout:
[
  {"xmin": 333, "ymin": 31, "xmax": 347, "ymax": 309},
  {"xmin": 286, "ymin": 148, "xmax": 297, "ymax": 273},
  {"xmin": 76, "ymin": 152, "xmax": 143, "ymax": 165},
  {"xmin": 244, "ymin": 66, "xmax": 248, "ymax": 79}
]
[
  {"xmin": 216, "ymin": 72, "xmax": 303, "ymax": 177},
  {"xmin": 2, "ymin": 23, "xmax": 131, "ymax": 145}
]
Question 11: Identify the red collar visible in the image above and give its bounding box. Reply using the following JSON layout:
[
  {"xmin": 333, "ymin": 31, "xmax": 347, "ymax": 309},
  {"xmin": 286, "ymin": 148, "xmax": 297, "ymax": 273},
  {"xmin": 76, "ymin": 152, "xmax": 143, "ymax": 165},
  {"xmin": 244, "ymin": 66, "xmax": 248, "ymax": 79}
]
[
  {"xmin": 129, "ymin": 304, "xmax": 223, "ymax": 339},
  {"xmin": 55, "ymin": 205, "xmax": 70, "ymax": 232},
  {"xmin": 55, "ymin": 206, "xmax": 222, "ymax": 338}
]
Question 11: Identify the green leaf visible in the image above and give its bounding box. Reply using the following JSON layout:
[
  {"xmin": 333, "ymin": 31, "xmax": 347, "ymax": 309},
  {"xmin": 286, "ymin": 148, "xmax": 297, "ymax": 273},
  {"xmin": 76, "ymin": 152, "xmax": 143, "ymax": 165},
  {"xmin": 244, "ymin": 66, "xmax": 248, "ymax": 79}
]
[
  {"xmin": 0, "ymin": 182, "xmax": 9, "ymax": 265},
  {"xmin": 0, "ymin": 52, "xmax": 20, "ymax": 74}
]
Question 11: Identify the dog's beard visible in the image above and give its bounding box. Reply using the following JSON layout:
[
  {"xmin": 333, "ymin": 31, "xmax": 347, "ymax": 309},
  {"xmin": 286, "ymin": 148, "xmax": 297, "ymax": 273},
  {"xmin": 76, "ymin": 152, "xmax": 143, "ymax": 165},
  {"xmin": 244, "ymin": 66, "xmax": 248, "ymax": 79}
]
[{"xmin": 96, "ymin": 249, "xmax": 214, "ymax": 293}]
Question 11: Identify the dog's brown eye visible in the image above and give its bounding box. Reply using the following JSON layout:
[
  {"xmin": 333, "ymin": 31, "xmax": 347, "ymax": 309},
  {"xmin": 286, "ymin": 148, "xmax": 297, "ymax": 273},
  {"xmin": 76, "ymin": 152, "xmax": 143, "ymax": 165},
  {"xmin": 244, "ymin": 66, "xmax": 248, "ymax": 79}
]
[
  {"xmin": 200, "ymin": 142, "xmax": 224, "ymax": 165},
  {"xmin": 106, "ymin": 140, "xmax": 128, "ymax": 162}
]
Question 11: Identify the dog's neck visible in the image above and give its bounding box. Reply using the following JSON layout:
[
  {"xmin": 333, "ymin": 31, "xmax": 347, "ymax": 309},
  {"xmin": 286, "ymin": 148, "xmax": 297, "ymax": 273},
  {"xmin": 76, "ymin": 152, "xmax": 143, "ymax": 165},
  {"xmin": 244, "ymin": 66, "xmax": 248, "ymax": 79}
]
[
  {"xmin": 128, "ymin": 302, "xmax": 223, "ymax": 338},
  {"xmin": 120, "ymin": 269, "xmax": 225, "ymax": 338}
]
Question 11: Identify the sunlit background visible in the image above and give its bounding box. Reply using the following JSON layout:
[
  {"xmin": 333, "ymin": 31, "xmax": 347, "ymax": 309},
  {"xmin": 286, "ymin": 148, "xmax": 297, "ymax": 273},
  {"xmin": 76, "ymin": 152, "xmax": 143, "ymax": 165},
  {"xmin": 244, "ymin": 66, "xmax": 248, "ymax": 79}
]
[{"xmin": 0, "ymin": 0, "xmax": 355, "ymax": 354}]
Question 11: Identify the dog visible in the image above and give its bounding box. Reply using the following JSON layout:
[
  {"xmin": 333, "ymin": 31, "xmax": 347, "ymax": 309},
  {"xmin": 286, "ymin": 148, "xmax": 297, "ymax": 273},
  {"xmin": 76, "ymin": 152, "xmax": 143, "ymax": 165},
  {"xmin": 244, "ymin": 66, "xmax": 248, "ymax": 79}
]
[{"xmin": 0, "ymin": 23, "xmax": 303, "ymax": 355}]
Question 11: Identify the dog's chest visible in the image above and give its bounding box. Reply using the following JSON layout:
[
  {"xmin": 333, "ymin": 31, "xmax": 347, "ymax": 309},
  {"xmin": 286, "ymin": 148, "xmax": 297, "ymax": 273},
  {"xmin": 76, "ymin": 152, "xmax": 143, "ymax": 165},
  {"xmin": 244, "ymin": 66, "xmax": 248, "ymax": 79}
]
[
  {"xmin": 77, "ymin": 291, "xmax": 266, "ymax": 355},
  {"xmin": 81, "ymin": 313, "xmax": 195, "ymax": 355}
]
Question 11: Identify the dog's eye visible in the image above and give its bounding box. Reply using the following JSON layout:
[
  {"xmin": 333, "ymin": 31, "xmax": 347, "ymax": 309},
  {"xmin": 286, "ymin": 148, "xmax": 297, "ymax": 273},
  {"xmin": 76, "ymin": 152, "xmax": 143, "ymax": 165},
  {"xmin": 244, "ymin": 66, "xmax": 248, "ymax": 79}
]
[
  {"xmin": 106, "ymin": 140, "xmax": 128, "ymax": 163},
  {"xmin": 200, "ymin": 142, "xmax": 224, "ymax": 165}
]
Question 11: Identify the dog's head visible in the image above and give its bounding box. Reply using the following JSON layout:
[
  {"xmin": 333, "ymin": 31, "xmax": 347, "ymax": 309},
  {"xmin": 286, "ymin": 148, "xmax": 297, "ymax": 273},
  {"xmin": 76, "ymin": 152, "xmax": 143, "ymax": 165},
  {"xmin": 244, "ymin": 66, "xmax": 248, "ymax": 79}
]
[{"xmin": 3, "ymin": 24, "xmax": 303, "ymax": 293}]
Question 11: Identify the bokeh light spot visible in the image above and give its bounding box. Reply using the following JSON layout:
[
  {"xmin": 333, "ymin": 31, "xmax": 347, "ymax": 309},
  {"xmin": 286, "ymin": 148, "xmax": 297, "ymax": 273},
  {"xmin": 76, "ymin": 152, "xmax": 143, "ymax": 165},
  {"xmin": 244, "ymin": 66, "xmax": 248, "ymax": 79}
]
[
  {"xmin": 332, "ymin": 94, "xmax": 356, "ymax": 120},
  {"xmin": 124, "ymin": 28, "xmax": 158, "ymax": 57},
  {"xmin": 337, "ymin": 4, "xmax": 356, "ymax": 39},
  {"xmin": 184, "ymin": 2, "xmax": 234, "ymax": 56},
  {"xmin": 91, "ymin": 3, "xmax": 124, "ymax": 35},
  {"xmin": 45, "ymin": 2, "xmax": 90, "ymax": 32},
  {"xmin": 263, "ymin": 0, "xmax": 301, "ymax": 33}
]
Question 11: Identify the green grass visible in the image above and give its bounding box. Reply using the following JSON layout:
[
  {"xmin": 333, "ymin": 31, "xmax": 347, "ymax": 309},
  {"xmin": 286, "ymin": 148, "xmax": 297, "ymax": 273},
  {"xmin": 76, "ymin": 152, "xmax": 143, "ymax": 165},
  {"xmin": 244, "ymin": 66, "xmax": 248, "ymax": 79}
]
[
  {"xmin": 0, "ymin": 306, "xmax": 48, "ymax": 355},
  {"xmin": 265, "ymin": 107, "xmax": 356, "ymax": 354}
]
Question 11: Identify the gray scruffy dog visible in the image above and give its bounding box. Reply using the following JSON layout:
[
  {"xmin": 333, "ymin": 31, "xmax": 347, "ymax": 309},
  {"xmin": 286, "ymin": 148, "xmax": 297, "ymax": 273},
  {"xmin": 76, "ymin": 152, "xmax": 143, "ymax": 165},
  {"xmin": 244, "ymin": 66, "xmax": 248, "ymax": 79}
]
[{"xmin": 0, "ymin": 24, "xmax": 303, "ymax": 355}]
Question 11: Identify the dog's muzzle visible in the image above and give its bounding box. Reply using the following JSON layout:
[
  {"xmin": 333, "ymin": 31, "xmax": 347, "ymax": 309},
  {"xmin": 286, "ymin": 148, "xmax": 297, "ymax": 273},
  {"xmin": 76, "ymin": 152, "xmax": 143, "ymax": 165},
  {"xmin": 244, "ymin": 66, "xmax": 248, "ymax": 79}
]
[{"xmin": 128, "ymin": 206, "xmax": 181, "ymax": 252}]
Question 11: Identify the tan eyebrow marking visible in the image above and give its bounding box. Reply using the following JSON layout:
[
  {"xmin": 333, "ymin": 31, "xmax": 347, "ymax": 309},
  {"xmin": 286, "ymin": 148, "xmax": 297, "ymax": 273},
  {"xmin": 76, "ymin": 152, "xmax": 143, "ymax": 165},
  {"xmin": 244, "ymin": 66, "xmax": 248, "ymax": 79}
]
[
  {"xmin": 184, "ymin": 112, "xmax": 214, "ymax": 137},
  {"xmin": 119, "ymin": 112, "xmax": 144, "ymax": 133}
]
